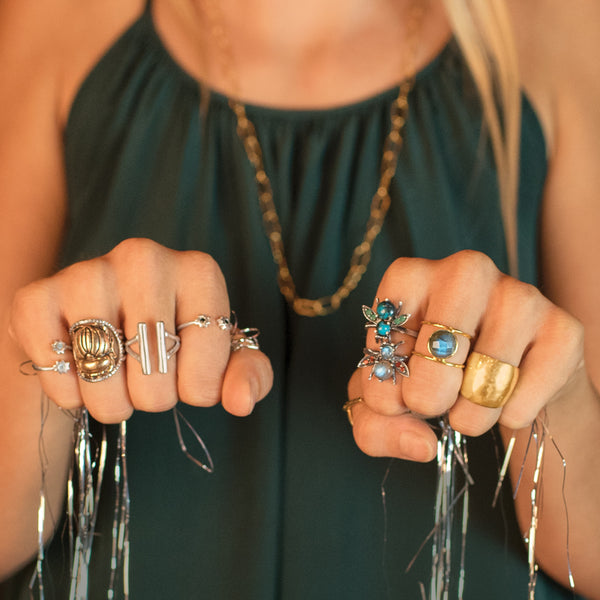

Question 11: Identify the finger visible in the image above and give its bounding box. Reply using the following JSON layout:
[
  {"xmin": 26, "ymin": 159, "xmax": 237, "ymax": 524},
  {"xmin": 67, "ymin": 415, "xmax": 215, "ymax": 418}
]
[
  {"xmin": 403, "ymin": 251, "xmax": 496, "ymax": 417},
  {"xmin": 498, "ymin": 304, "xmax": 584, "ymax": 431},
  {"xmin": 55, "ymin": 259, "xmax": 133, "ymax": 423},
  {"xmin": 174, "ymin": 251, "xmax": 232, "ymax": 407},
  {"xmin": 359, "ymin": 258, "xmax": 428, "ymax": 415},
  {"xmin": 347, "ymin": 370, "xmax": 437, "ymax": 461},
  {"xmin": 450, "ymin": 277, "xmax": 544, "ymax": 435},
  {"xmin": 11, "ymin": 279, "xmax": 83, "ymax": 410},
  {"xmin": 222, "ymin": 349, "xmax": 273, "ymax": 416},
  {"xmin": 108, "ymin": 242, "xmax": 180, "ymax": 413}
]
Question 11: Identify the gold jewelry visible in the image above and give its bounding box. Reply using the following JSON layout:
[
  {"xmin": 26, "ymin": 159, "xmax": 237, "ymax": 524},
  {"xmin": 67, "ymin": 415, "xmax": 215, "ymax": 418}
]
[
  {"xmin": 412, "ymin": 321, "xmax": 472, "ymax": 368},
  {"xmin": 196, "ymin": 0, "xmax": 425, "ymax": 316},
  {"xmin": 411, "ymin": 351, "xmax": 466, "ymax": 369},
  {"xmin": 69, "ymin": 319, "xmax": 125, "ymax": 382},
  {"xmin": 460, "ymin": 351, "xmax": 519, "ymax": 409},
  {"xmin": 420, "ymin": 321, "xmax": 473, "ymax": 340},
  {"xmin": 342, "ymin": 397, "xmax": 364, "ymax": 427}
]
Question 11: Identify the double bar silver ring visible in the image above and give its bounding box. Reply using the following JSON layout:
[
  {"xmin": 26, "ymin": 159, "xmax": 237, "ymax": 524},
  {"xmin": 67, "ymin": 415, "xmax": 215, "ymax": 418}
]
[{"xmin": 125, "ymin": 321, "xmax": 180, "ymax": 375}]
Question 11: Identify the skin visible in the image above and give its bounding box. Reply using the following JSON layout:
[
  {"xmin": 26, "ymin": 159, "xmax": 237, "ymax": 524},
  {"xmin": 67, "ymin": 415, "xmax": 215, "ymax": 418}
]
[{"xmin": 0, "ymin": 0, "xmax": 599, "ymax": 597}]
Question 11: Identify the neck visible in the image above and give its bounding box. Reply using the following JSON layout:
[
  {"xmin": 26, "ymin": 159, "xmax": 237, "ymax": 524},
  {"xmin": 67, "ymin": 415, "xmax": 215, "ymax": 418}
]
[{"xmin": 161, "ymin": 0, "xmax": 450, "ymax": 108}]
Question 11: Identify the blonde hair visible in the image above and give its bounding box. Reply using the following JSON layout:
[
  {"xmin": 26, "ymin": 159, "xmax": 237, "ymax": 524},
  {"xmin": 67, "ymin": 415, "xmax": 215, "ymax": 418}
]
[{"xmin": 442, "ymin": 0, "xmax": 521, "ymax": 277}]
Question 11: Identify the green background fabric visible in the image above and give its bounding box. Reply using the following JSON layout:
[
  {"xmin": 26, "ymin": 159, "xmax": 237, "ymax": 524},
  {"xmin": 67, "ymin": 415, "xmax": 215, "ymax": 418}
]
[{"xmin": 3, "ymin": 2, "xmax": 583, "ymax": 599}]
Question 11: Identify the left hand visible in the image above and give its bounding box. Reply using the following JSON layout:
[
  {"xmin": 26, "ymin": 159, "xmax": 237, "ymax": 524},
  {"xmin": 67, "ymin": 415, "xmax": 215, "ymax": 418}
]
[{"xmin": 346, "ymin": 250, "xmax": 584, "ymax": 462}]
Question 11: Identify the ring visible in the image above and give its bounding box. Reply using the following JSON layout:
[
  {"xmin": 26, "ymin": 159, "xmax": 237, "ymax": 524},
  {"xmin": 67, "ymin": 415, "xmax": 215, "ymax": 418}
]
[
  {"xmin": 69, "ymin": 319, "xmax": 124, "ymax": 383},
  {"xmin": 358, "ymin": 342, "xmax": 410, "ymax": 384},
  {"xmin": 177, "ymin": 314, "xmax": 234, "ymax": 332},
  {"xmin": 411, "ymin": 321, "xmax": 473, "ymax": 368},
  {"xmin": 20, "ymin": 359, "xmax": 71, "ymax": 376},
  {"xmin": 460, "ymin": 351, "xmax": 519, "ymax": 408},
  {"xmin": 362, "ymin": 298, "xmax": 418, "ymax": 342},
  {"xmin": 231, "ymin": 327, "xmax": 261, "ymax": 352},
  {"xmin": 125, "ymin": 321, "xmax": 180, "ymax": 375},
  {"xmin": 342, "ymin": 397, "xmax": 363, "ymax": 426}
]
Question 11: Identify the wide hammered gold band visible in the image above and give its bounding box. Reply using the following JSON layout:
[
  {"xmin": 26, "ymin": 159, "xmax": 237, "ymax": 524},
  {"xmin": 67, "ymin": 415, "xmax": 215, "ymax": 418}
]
[
  {"xmin": 460, "ymin": 351, "xmax": 519, "ymax": 409},
  {"xmin": 342, "ymin": 397, "xmax": 364, "ymax": 427}
]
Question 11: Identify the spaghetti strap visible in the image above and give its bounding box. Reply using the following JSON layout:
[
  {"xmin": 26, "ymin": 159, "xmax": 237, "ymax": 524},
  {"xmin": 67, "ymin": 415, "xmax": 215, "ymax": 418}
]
[{"xmin": 144, "ymin": 0, "xmax": 153, "ymax": 13}]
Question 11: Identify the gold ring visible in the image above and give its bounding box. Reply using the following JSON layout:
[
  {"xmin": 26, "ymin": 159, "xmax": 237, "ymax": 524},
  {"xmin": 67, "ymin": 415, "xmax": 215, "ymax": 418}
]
[
  {"xmin": 69, "ymin": 319, "xmax": 125, "ymax": 382},
  {"xmin": 342, "ymin": 397, "xmax": 364, "ymax": 426},
  {"xmin": 411, "ymin": 321, "xmax": 473, "ymax": 368},
  {"xmin": 460, "ymin": 351, "xmax": 519, "ymax": 409},
  {"xmin": 411, "ymin": 351, "xmax": 465, "ymax": 368}
]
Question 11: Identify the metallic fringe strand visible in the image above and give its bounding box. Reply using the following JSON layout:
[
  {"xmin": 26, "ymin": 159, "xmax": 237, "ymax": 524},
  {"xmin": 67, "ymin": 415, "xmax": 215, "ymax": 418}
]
[
  {"xmin": 494, "ymin": 419, "xmax": 575, "ymax": 600},
  {"xmin": 68, "ymin": 409, "xmax": 107, "ymax": 600},
  {"xmin": 407, "ymin": 418, "xmax": 473, "ymax": 600},
  {"xmin": 108, "ymin": 421, "xmax": 131, "ymax": 599}
]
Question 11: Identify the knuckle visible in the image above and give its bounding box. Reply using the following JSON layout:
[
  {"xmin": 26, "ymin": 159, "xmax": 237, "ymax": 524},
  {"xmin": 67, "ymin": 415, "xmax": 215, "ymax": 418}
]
[
  {"xmin": 444, "ymin": 249, "xmax": 498, "ymax": 281},
  {"xmin": 179, "ymin": 251, "xmax": 227, "ymax": 290},
  {"xmin": 107, "ymin": 237, "xmax": 169, "ymax": 274},
  {"xmin": 379, "ymin": 256, "xmax": 430, "ymax": 289}
]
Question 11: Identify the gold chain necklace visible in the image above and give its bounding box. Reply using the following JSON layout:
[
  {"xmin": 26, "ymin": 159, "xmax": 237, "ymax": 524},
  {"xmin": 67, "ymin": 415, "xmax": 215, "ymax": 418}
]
[{"xmin": 197, "ymin": 1, "xmax": 424, "ymax": 316}]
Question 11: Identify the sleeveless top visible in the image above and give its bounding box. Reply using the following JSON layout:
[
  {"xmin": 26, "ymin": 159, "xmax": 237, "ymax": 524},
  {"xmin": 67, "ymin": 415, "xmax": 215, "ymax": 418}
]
[{"xmin": 3, "ymin": 1, "xmax": 582, "ymax": 599}]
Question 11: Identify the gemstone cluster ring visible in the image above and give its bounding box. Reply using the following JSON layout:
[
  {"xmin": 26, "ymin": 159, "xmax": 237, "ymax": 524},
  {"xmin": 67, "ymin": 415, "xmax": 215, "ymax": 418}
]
[{"xmin": 358, "ymin": 298, "xmax": 416, "ymax": 384}]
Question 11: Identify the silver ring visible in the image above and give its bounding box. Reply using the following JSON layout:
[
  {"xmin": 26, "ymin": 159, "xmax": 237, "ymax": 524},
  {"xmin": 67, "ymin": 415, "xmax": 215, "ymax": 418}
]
[
  {"xmin": 362, "ymin": 298, "xmax": 419, "ymax": 342},
  {"xmin": 231, "ymin": 327, "xmax": 261, "ymax": 352},
  {"xmin": 357, "ymin": 341, "xmax": 410, "ymax": 384},
  {"xmin": 177, "ymin": 314, "xmax": 234, "ymax": 332},
  {"xmin": 20, "ymin": 359, "xmax": 71, "ymax": 376},
  {"xmin": 125, "ymin": 321, "xmax": 180, "ymax": 375}
]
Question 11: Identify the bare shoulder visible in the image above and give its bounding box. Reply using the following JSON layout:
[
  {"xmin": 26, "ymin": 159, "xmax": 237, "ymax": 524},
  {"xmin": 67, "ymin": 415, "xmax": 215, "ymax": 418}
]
[
  {"xmin": 0, "ymin": 0, "xmax": 146, "ymax": 126},
  {"xmin": 506, "ymin": 0, "xmax": 600, "ymax": 152}
]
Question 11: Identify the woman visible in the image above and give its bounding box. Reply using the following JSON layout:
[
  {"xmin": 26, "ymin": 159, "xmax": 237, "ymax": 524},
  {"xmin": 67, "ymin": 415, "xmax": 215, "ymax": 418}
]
[{"xmin": 0, "ymin": 0, "xmax": 599, "ymax": 597}]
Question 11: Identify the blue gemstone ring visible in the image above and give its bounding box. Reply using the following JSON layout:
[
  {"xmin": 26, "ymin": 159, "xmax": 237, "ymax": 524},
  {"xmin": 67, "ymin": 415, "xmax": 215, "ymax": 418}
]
[
  {"xmin": 411, "ymin": 321, "xmax": 472, "ymax": 368},
  {"xmin": 357, "ymin": 342, "xmax": 410, "ymax": 384},
  {"xmin": 362, "ymin": 298, "xmax": 419, "ymax": 343}
]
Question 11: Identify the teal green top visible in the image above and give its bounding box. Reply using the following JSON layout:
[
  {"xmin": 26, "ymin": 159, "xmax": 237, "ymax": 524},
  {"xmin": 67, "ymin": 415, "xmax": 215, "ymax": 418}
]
[{"xmin": 4, "ymin": 2, "xmax": 582, "ymax": 599}]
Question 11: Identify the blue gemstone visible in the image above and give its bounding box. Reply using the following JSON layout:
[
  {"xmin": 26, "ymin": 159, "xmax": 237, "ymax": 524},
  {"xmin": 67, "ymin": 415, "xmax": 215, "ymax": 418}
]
[
  {"xmin": 376, "ymin": 300, "xmax": 396, "ymax": 320},
  {"xmin": 376, "ymin": 322, "xmax": 391, "ymax": 337},
  {"xmin": 373, "ymin": 362, "xmax": 392, "ymax": 381},
  {"xmin": 380, "ymin": 344, "xmax": 395, "ymax": 360},
  {"xmin": 429, "ymin": 330, "xmax": 458, "ymax": 359}
]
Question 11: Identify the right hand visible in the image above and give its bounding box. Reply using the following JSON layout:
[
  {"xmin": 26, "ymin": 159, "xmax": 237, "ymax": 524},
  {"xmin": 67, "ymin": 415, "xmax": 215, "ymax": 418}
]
[{"xmin": 9, "ymin": 238, "xmax": 274, "ymax": 424}]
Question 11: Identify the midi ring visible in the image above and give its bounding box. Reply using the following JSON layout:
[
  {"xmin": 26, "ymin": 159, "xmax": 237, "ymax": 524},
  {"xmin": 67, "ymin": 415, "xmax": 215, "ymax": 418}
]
[
  {"xmin": 363, "ymin": 298, "xmax": 418, "ymax": 343},
  {"xmin": 358, "ymin": 342, "xmax": 410, "ymax": 384},
  {"xmin": 231, "ymin": 327, "xmax": 261, "ymax": 352},
  {"xmin": 411, "ymin": 321, "xmax": 473, "ymax": 368},
  {"xmin": 342, "ymin": 397, "xmax": 364, "ymax": 427},
  {"xmin": 69, "ymin": 319, "xmax": 125, "ymax": 383},
  {"xmin": 460, "ymin": 351, "xmax": 519, "ymax": 408},
  {"xmin": 177, "ymin": 314, "xmax": 234, "ymax": 332},
  {"xmin": 20, "ymin": 359, "xmax": 71, "ymax": 376},
  {"xmin": 125, "ymin": 322, "xmax": 180, "ymax": 375}
]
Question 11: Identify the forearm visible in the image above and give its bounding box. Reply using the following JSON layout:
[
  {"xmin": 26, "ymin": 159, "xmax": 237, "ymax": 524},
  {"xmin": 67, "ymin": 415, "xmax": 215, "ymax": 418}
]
[
  {"xmin": 503, "ymin": 366, "xmax": 600, "ymax": 599},
  {"xmin": 0, "ymin": 334, "xmax": 73, "ymax": 580}
]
